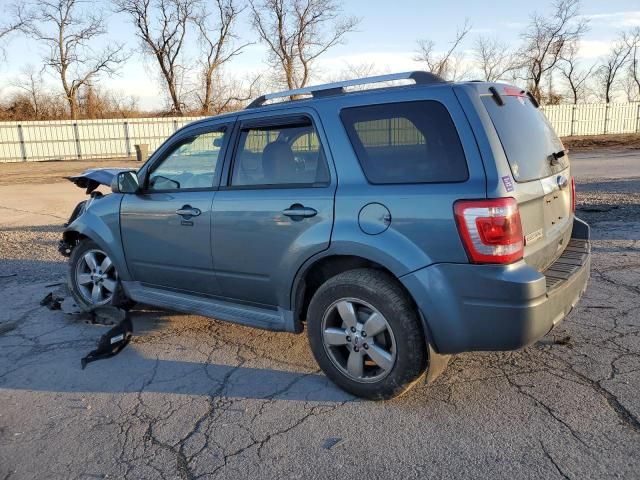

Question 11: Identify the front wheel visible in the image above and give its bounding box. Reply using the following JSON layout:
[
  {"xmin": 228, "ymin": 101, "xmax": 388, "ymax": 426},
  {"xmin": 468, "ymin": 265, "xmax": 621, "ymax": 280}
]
[
  {"xmin": 307, "ymin": 269, "xmax": 428, "ymax": 400},
  {"xmin": 68, "ymin": 239, "xmax": 125, "ymax": 311}
]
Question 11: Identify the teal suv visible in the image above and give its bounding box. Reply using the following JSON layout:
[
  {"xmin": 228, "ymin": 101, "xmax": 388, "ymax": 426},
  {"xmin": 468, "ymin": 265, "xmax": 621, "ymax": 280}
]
[{"xmin": 60, "ymin": 72, "xmax": 590, "ymax": 399}]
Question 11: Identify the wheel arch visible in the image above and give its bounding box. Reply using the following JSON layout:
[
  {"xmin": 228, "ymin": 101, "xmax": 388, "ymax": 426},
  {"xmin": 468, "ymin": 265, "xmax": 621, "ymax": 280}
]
[{"xmin": 291, "ymin": 251, "xmax": 436, "ymax": 349}]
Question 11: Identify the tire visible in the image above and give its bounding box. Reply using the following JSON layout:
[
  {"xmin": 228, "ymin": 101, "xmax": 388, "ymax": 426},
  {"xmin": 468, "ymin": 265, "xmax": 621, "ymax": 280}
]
[
  {"xmin": 68, "ymin": 239, "xmax": 130, "ymax": 311},
  {"xmin": 307, "ymin": 268, "xmax": 427, "ymax": 400}
]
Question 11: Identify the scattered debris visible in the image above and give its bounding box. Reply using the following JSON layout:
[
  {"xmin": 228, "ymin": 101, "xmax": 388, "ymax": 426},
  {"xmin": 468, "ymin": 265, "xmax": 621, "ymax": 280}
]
[
  {"xmin": 44, "ymin": 282, "xmax": 64, "ymax": 288},
  {"xmin": 0, "ymin": 273, "xmax": 17, "ymax": 279},
  {"xmin": 0, "ymin": 322, "xmax": 17, "ymax": 335},
  {"xmin": 81, "ymin": 307, "xmax": 133, "ymax": 370},
  {"xmin": 322, "ymin": 437, "xmax": 347, "ymax": 450},
  {"xmin": 536, "ymin": 335, "xmax": 572, "ymax": 347},
  {"xmin": 78, "ymin": 306, "xmax": 127, "ymax": 326},
  {"xmin": 40, "ymin": 292, "xmax": 64, "ymax": 310},
  {"xmin": 61, "ymin": 297, "xmax": 83, "ymax": 315}
]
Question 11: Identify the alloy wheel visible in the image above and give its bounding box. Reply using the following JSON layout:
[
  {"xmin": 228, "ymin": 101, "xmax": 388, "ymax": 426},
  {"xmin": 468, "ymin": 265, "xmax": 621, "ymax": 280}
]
[
  {"xmin": 321, "ymin": 298, "xmax": 397, "ymax": 383},
  {"xmin": 75, "ymin": 249, "xmax": 118, "ymax": 305}
]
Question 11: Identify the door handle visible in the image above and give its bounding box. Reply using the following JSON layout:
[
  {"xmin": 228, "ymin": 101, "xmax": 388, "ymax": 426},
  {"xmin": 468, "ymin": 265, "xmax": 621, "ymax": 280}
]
[
  {"xmin": 282, "ymin": 205, "xmax": 317, "ymax": 219},
  {"xmin": 176, "ymin": 205, "xmax": 201, "ymax": 218}
]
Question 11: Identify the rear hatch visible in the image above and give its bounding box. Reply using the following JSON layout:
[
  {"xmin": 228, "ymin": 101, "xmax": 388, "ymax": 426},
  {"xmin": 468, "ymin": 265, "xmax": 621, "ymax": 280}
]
[{"xmin": 480, "ymin": 85, "xmax": 573, "ymax": 272}]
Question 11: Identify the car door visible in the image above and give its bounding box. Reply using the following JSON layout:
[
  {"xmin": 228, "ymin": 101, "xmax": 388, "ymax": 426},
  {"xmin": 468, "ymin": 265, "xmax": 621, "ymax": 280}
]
[
  {"xmin": 120, "ymin": 122, "xmax": 232, "ymax": 295},
  {"xmin": 212, "ymin": 110, "xmax": 336, "ymax": 307}
]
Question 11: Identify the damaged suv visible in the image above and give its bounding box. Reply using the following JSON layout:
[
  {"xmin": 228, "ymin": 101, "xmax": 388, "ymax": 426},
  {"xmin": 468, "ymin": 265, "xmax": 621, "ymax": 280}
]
[{"xmin": 60, "ymin": 72, "xmax": 591, "ymax": 399}]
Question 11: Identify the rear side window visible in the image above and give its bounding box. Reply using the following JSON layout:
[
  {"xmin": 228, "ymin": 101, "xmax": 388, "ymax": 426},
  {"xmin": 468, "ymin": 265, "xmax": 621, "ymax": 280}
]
[
  {"xmin": 482, "ymin": 91, "xmax": 566, "ymax": 182},
  {"xmin": 340, "ymin": 100, "xmax": 468, "ymax": 184},
  {"xmin": 231, "ymin": 119, "xmax": 330, "ymax": 187}
]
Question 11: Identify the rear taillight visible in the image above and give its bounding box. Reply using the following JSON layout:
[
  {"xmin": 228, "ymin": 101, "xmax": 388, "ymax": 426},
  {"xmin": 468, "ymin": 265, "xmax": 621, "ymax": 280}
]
[
  {"xmin": 571, "ymin": 177, "xmax": 576, "ymax": 213},
  {"xmin": 454, "ymin": 198, "xmax": 524, "ymax": 264}
]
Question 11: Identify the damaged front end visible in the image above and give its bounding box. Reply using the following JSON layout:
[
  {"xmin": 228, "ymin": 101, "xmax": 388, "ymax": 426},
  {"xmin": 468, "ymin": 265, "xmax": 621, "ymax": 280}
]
[
  {"xmin": 58, "ymin": 167, "xmax": 135, "ymax": 257},
  {"xmin": 66, "ymin": 167, "xmax": 135, "ymax": 194}
]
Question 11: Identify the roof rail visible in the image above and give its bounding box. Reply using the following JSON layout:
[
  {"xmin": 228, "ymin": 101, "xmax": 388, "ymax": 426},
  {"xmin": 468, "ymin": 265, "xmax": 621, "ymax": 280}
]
[{"xmin": 245, "ymin": 71, "xmax": 445, "ymax": 109}]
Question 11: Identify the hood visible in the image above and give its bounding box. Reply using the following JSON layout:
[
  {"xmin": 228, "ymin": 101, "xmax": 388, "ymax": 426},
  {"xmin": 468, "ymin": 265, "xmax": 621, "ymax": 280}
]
[{"xmin": 66, "ymin": 168, "xmax": 136, "ymax": 193}]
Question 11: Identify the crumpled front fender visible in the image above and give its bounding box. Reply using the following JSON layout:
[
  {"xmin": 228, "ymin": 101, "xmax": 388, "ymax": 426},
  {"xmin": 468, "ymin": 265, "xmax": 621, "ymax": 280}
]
[{"xmin": 63, "ymin": 193, "xmax": 131, "ymax": 281}]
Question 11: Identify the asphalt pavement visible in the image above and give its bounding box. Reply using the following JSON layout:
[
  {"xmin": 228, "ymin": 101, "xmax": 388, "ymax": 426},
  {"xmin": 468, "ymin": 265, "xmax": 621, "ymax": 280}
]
[{"xmin": 0, "ymin": 151, "xmax": 638, "ymax": 479}]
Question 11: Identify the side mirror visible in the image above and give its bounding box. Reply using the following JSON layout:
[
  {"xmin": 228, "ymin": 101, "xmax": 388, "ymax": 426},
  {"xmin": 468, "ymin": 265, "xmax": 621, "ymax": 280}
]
[{"xmin": 111, "ymin": 171, "xmax": 139, "ymax": 194}]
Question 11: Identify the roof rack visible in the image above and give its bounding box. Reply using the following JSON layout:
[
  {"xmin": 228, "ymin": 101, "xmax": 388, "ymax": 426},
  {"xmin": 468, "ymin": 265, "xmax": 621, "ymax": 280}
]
[{"xmin": 245, "ymin": 71, "xmax": 445, "ymax": 109}]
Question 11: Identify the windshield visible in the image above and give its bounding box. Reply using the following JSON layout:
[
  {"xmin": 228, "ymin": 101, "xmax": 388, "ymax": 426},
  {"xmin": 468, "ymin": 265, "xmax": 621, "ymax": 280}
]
[{"xmin": 482, "ymin": 90, "xmax": 567, "ymax": 182}]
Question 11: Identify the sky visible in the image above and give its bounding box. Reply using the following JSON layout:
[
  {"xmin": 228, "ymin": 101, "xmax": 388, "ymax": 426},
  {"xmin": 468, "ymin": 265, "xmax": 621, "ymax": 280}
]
[{"xmin": 0, "ymin": 0, "xmax": 639, "ymax": 110}]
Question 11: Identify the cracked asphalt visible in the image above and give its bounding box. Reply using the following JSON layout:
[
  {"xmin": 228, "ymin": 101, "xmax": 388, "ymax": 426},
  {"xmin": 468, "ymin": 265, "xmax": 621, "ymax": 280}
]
[{"xmin": 0, "ymin": 151, "xmax": 639, "ymax": 479}]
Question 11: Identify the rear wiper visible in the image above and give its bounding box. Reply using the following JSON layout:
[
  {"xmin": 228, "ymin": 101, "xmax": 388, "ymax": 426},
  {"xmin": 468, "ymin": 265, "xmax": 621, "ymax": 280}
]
[{"xmin": 549, "ymin": 149, "xmax": 566, "ymax": 166}]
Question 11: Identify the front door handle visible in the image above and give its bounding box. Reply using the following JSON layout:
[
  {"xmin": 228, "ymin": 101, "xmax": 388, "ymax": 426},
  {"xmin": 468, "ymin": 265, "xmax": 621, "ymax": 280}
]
[
  {"xmin": 176, "ymin": 205, "xmax": 201, "ymax": 219},
  {"xmin": 282, "ymin": 204, "xmax": 318, "ymax": 219}
]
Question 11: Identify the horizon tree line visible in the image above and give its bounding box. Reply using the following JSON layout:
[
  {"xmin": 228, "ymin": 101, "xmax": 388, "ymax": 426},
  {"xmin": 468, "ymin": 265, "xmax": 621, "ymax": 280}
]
[{"xmin": 0, "ymin": 0, "xmax": 639, "ymax": 121}]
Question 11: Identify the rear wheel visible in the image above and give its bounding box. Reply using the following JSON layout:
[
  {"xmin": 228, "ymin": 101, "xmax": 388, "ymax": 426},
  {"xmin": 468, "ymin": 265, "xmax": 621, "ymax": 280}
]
[
  {"xmin": 307, "ymin": 269, "xmax": 427, "ymax": 399},
  {"xmin": 68, "ymin": 239, "xmax": 127, "ymax": 311}
]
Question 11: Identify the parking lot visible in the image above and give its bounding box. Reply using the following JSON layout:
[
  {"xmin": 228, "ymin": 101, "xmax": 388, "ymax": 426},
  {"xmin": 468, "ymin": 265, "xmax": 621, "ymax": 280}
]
[{"xmin": 0, "ymin": 150, "xmax": 639, "ymax": 479}]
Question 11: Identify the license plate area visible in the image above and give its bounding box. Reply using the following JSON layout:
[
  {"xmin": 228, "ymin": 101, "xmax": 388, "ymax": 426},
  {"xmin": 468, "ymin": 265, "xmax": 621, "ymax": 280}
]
[{"xmin": 541, "ymin": 174, "xmax": 571, "ymax": 238}]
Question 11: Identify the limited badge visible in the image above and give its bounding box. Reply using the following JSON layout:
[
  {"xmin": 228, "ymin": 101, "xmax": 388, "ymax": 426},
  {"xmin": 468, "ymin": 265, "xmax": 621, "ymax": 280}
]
[
  {"xmin": 502, "ymin": 175, "xmax": 514, "ymax": 192},
  {"xmin": 525, "ymin": 229, "xmax": 543, "ymax": 245}
]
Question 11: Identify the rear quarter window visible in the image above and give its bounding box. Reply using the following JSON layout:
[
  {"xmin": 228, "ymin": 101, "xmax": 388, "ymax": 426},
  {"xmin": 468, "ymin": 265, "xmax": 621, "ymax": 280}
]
[{"xmin": 340, "ymin": 100, "xmax": 469, "ymax": 184}]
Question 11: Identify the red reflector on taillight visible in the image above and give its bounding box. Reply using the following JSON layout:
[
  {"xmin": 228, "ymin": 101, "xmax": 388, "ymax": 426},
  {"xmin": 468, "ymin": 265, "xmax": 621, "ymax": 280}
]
[
  {"xmin": 454, "ymin": 198, "xmax": 524, "ymax": 264},
  {"xmin": 571, "ymin": 177, "xmax": 576, "ymax": 213}
]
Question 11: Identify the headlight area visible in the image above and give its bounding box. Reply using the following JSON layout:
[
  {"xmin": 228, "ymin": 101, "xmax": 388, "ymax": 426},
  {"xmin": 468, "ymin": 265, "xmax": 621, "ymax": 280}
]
[{"xmin": 59, "ymin": 192, "xmax": 105, "ymax": 256}]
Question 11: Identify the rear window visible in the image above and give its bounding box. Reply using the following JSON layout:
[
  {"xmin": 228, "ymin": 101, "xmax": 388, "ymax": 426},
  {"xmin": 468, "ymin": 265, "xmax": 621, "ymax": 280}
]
[
  {"xmin": 482, "ymin": 91, "xmax": 567, "ymax": 182},
  {"xmin": 340, "ymin": 100, "xmax": 468, "ymax": 184}
]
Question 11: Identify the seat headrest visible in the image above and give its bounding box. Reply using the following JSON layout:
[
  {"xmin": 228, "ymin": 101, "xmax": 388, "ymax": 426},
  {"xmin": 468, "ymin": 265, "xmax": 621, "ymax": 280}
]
[{"xmin": 262, "ymin": 141, "xmax": 296, "ymax": 183}]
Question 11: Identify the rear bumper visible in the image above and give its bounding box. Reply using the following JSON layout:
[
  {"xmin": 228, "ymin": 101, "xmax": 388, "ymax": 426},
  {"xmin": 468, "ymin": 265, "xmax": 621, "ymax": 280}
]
[{"xmin": 401, "ymin": 217, "xmax": 591, "ymax": 354}]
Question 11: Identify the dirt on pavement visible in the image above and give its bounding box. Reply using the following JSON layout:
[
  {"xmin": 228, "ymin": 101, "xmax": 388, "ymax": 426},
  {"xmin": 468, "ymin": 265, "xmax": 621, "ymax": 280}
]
[
  {"xmin": 0, "ymin": 158, "xmax": 140, "ymax": 186},
  {"xmin": 562, "ymin": 133, "xmax": 640, "ymax": 153}
]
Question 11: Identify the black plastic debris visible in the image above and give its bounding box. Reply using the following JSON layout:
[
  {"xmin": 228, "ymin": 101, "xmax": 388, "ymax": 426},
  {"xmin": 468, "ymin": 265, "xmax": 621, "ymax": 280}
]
[
  {"xmin": 40, "ymin": 292, "xmax": 64, "ymax": 310},
  {"xmin": 88, "ymin": 305, "xmax": 127, "ymax": 325},
  {"xmin": 554, "ymin": 335, "xmax": 571, "ymax": 346},
  {"xmin": 81, "ymin": 307, "xmax": 133, "ymax": 369}
]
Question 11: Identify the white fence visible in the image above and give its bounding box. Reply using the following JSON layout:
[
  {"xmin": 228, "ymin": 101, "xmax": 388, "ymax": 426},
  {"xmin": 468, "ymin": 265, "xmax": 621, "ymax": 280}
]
[
  {"xmin": 541, "ymin": 102, "xmax": 640, "ymax": 137},
  {"xmin": 0, "ymin": 102, "xmax": 639, "ymax": 162},
  {"xmin": 0, "ymin": 116, "xmax": 205, "ymax": 163}
]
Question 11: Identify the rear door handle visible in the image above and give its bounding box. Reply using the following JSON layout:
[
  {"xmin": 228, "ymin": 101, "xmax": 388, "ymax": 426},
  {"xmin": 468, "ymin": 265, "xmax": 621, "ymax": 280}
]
[
  {"xmin": 282, "ymin": 205, "xmax": 317, "ymax": 219},
  {"xmin": 176, "ymin": 205, "xmax": 201, "ymax": 218}
]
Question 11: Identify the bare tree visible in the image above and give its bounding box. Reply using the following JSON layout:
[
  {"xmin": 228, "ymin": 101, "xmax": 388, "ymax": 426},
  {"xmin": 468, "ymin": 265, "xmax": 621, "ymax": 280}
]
[
  {"xmin": 29, "ymin": 0, "xmax": 125, "ymax": 119},
  {"xmin": 115, "ymin": 0, "xmax": 198, "ymax": 115},
  {"xmin": 203, "ymin": 74, "xmax": 259, "ymax": 114},
  {"xmin": 596, "ymin": 33, "xmax": 632, "ymax": 103},
  {"xmin": 520, "ymin": 0, "xmax": 588, "ymax": 102},
  {"xmin": 558, "ymin": 42, "xmax": 594, "ymax": 104},
  {"xmin": 194, "ymin": 0, "xmax": 250, "ymax": 114},
  {"xmin": 325, "ymin": 61, "xmax": 389, "ymax": 83},
  {"xmin": 12, "ymin": 66, "xmax": 47, "ymax": 119},
  {"xmin": 627, "ymin": 27, "xmax": 640, "ymax": 101},
  {"xmin": 249, "ymin": 0, "xmax": 360, "ymax": 90},
  {"xmin": 0, "ymin": 2, "xmax": 30, "ymax": 59},
  {"xmin": 415, "ymin": 20, "xmax": 471, "ymax": 81},
  {"xmin": 473, "ymin": 35, "xmax": 518, "ymax": 82}
]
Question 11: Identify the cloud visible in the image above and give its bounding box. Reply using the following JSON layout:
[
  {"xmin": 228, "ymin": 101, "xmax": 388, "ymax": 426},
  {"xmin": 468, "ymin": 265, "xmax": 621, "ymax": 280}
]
[
  {"xmin": 315, "ymin": 51, "xmax": 420, "ymax": 76},
  {"xmin": 576, "ymin": 39, "xmax": 617, "ymax": 60},
  {"xmin": 581, "ymin": 11, "xmax": 640, "ymax": 28},
  {"xmin": 501, "ymin": 21, "xmax": 526, "ymax": 30},
  {"xmin": 469, "ymin": 28, "xmax": 496, "ymax": 34}
]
